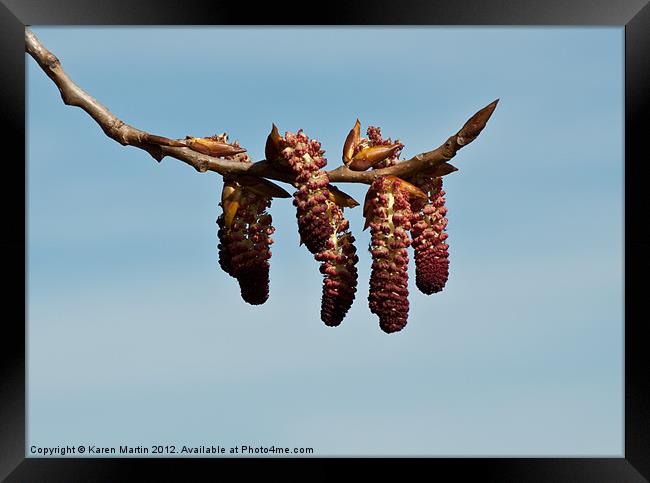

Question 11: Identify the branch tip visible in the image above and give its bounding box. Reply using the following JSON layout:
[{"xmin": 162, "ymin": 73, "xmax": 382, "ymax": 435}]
[{"xmin": 456, "ymin": 99, "xmax": 499, "ymax": 147}]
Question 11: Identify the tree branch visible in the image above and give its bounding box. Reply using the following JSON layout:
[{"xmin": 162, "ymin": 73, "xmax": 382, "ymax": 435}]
[{"xmin": 25, "ymin": 28, "xmax": 497, "ymax": 186}]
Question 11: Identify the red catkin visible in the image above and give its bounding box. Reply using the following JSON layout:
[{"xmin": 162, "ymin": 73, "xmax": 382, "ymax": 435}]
[
  {"xmin": 216, "ymin": 136, "xmax": 275, "ymax": 305},
  {"xmin": 366, "ymin": 176, "xmax": 414, "ymax": 333},
  {"xmin": 409, "ymin": 175, "xmax": 450, "ymax": 295},
  {"xmin": 217, "ymin": 192, "xmax": 274, "ymax": 305},
  {"xmin": 280, "ymin": 129, "xmax": 358, "ymax": 326}
]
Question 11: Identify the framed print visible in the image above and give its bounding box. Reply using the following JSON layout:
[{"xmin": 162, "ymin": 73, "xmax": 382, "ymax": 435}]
[{"xmin": 1, "ymin": 0, "xmax": 648, "ymax": 480}]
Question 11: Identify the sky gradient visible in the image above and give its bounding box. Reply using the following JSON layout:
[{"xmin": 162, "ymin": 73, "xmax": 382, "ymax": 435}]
[{"xmin": 27, "ymin": 27, "xmax": 623, "ymax": 456}]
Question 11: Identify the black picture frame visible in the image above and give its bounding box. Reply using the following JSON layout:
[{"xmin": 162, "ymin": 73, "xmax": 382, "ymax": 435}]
[{"xmin": 2, "ymin": 0, "xmax": 648, "ymax": 480}]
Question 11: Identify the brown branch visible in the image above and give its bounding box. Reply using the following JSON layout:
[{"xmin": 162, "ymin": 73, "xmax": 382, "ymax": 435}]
[{"xmin": 25, "ymin": 28, "xmax": 497, "ymax": 186}]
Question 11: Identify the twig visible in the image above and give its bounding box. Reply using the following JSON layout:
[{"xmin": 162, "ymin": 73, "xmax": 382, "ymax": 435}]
[{"xmin": 25, "ymin": 28, "xmax": 497, "ymax": 186}]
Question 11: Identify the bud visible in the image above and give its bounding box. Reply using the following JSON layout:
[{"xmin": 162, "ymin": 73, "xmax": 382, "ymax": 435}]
[
  {"xmin": 342, "ymin": 118, "xmax": 361, "ymax": 164},
  {"xmin": 422, "ymin": 162, "xmax": 459, "ymax": 177},
  {"xmin": 222, "ymin": 186, "xmax": 241, "ymax": 230},
  {"xmin": 456, "ymin": 99, "xmax": 499, "ymax": 146},
  {"xmin": 221, "ymin": 182, "xmax": 237, "ymax": 204},
  {"xmin": 348, "ymin": 144, "xmax": 401, "ymax": 171},
  {"xmin": 185, "ymin": 136, "xmax": 247, "ymax": 157},
  {"xmin": 327, "ymin": 185, "xmax": 359, "ymax": 208},
  {"xmin": 365, "ymin": 125, "xmax": 403, "ymax": 169},
  {"xmin": 265, "ymin": 123, "xmax": 283, "ymax": 162},
  {"xmin": 383, "ymin": 175, "xmax": 428, "ymax": 202},
  {"xmin": 237, "ymin": 175, "xmax": 291, "ymax": 199}
]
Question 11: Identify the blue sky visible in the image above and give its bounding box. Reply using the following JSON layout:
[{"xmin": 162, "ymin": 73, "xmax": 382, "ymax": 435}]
[{"xmin": 27, "ymin": 27, "xmax": 623, "ymax": 456}]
